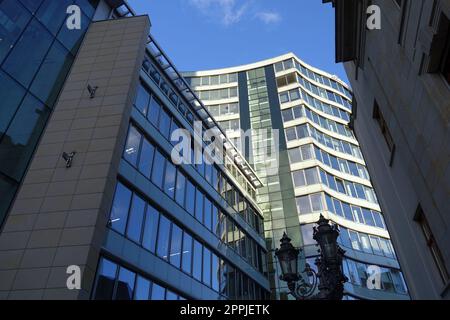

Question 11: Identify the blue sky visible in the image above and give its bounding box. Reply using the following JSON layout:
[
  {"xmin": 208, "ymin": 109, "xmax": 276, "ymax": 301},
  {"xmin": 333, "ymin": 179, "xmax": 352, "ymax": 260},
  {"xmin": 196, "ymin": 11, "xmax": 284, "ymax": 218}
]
[{"xmin": 127, "ymin": 0, "xmax": 348, "ymax": 84}]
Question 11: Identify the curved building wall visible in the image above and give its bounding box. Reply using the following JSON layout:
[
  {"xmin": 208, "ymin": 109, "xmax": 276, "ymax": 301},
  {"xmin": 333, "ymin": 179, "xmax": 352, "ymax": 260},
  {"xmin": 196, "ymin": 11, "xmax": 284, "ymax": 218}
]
[{"xmin": 183, "ymin": 53, "xmax": 409, "ymax": 300}]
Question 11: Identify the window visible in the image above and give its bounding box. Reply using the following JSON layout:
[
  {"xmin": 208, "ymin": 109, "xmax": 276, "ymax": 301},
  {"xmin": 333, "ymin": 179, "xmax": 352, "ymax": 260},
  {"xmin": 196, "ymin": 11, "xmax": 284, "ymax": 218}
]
[
  {"xmin": 151, "ymin": 283, "xmax": 166, "ymax": 300},
  {"xmin": 373, "ymin": 101, "xmax": 396, "ymax": 164},
  {"xmin": 175, "ymin": 170, "xmax": 186, "ymax": 207},
  {"xmin": 349, "ymin": 231, "xmax": 360, "ymax": 251},
  {"xmin": 169, "ymin": 224, "xmax": 183, "ymax": 268},
  {"xmin": 138, "ymin": 139, "xmax": 155, "ymax": 178},
  {"xmin": 415, "ymin": 205, "xmax": 449, "ymax": 283},
  {"xmin": 156, "ymin": 215, "xmax": 171, "ymax": 261},
  {"xmin": 158, "ymin": 108, "xmax": 171, "ymax": 139},
  {"xmin": 135, "ymin": 84, "xmax": 150, "ymax": 115},
  {"xmin": 142, "ymin": 204, "xmax": 159, "ymax": 253},
  {"xmin": 163, "ymin": 162, "xmax": 176, "ymax": 199},
  {"xmin": 181, "ymin": 233, "xmax": 193, "ymax": 274},
  {"xmin": 195, "ymin": 189, "xmax": 204, "ymax": 223},
  {"xmin": 0, "ymin": 94, "xmax": 50, "ymax": 181},
  {"xmin": 110, "ymin": 182, "xmax": 132, "ymax": 234},
  {"xmin": 116, "ymin": 267, "xmax": 136, "ymax": 300},
  {"xmin": 185, "ymin": 180, "xmax": 196, "ymax": 215},
  {"xmin": 192, "ymin": 240, "xmax": 203, "ymax": 281},
  {"xmin": 203, "ymin": 248, "xmax": 212, "ymax": 286},
  {"xmin": 2, "ymin": 19, "xmax": 53, "ymax": 88},
  {"xmin": 151, "ymin": 150, "xmax": 165, "ymax": 188},
  {"xmin": 93, "ymin": 258, "xmax": 118, "ymax": 300},
  {"xmin": 126, "ymin": 194, "xmax": 145, "ymax": 243},
  {"xmin": 134, "ymin": 276, "xmax": 151, "ymax": 300},
  {"xmin": 148, "ymin": 95, "xmax": 162, "ymax": 127},
  {"xmin": 124, "ymin": 126, "xmax": 142, "ymax": 166}
]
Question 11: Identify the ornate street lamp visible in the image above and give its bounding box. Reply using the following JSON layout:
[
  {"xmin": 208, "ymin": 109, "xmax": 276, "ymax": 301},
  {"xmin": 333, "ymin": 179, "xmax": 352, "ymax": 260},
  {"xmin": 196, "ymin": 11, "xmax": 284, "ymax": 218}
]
[{"xmin": 275, "ymin": 214, "xmax": 347, "ymax": 300}]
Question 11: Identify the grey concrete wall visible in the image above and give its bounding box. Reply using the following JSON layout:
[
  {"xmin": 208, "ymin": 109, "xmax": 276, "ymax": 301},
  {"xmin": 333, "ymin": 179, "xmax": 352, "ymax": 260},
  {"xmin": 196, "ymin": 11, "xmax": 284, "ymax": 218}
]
[
  {"xmin": 345, "ymin": 0, "xmax": 449, "ymax": 299},
  {"xmin": 0, "ymin": 15, "xmax": 150, "ymax": 300}
]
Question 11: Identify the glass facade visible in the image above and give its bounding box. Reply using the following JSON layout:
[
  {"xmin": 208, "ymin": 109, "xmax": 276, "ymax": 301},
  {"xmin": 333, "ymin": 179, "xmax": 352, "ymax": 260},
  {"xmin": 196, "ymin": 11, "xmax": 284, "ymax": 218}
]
[
  {"xmin": 0, "ymin": 0, "xmax": 100, "ymax": 226},
  {"xmin": 184, "ymin": 55, "xmax": 408, "ymax": 300},
  {"xmin": 91, "ymin": 34, "xmax": 271, "ymax": 300}
]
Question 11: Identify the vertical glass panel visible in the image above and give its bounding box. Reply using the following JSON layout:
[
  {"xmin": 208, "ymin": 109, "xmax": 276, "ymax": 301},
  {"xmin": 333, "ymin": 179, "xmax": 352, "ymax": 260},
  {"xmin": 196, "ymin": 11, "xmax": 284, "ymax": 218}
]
[
  {"xmin": 169, "ymin": 224, "xmax": 182, "ymax": 268},
  {"xmin": 292, "ymin": 171, "xmax": 305, "ymax": 187},
  {"xmin": 333, "ymin": 199, "xmax": 343, "ymax": 217},
  {"xmin": 192, "ymin": 240, "xmax": 203, "ymax": 281},
  {"xmin": 3, "ymin": 18, "xmax": 55, "ymax": 88},
  {"xmin": 30, "ymin": 41, "xmax": 73, "ymax": 106},
  {"xmin": 342, "ymin": 203, "xmax": 353, "ymax": 221},
  {"xmin": 0, "ymin": 71, "xmax": 26, "ymax": 136},
  {"xmin": 175, "ymin": 170, "xmax": 186, "ymax": 207},
  {"xmin": 204, "ymin": 197, "xmax": 212, "ymax": 231},
  {"xmin": 181, "ymin": 232, "xmax": 192, "ymax": 274},
  {"xmin": 57, "ymin": 9, "xmax": 89, "ymax": 54},
  {"xmin": 0, "ymin": 94, "xmax": 50, "ymax": 181},
  {"xmin": 360, "ymin": 234, "xmax": 372, "ymax": 254},
  {"xmin": 148, "ymin": 95, "xmax": 161, "ymax": 127},
  {"xmin": 156, "ymin": 215, "xmax": 171, "ymax": 261},
  {"xmin": 110, "ymin": 182, "xmax": 132, "ymax": 234},
  {"xmin": 362, "ymin": 209, "xmax": 375, "ymax": 227},
  {"xmin": 37, "ymin": 0, "xmax": 72, "ymax": 35},
  {"xmin": 134, "ymin": 276, "xmax": 151, "ymax": 300},
  {"xmin": 296, "ymin": 196, "xmax": 312, "ymax": 214},
  {"xmin": 142, "ymin": 204, "xmax": 159, "ymax": 253},
  {"xmin": 124, "ymin": 126, "xmax": 141, "ymax": 166},
  {"xmin": 0, "ymin": 0, "xmax": 32, "ymax": 63},
  {"xmin": 93, "ymin": 258, "xmax": 117, "ymax": 300},
  {"xmin": 116, "ymin": 267, "xmax": 136, "ymax": 300},
  {"xmin": 158, "ymin": 108, "xmax": 171, "ymax": 139},
  {"xmin": 211, "ymin": 254, "xmax": 220, "ymax": 292},
  {"xmin": 202, "ymin": 247, "xmax": 212, "ymax": 287},
  {"xmin": 163, "ymin": 162, "xmax": 176, "ymax": 199},
  {"xmin": 212, "ymin": 206, "xmax": 219, "ymax": 236},
  {"xmin": 301, "ymin": 224, "xmax": 315, "ymax": 245},
  {"xmin": 75, "ymin": 0, "xmax": 99, "ymax": 18},
  {"xmin": 138, "ymin": 138, "xmax": 154, "ymax": 178},
  {"xmin": 185, "ymin": 179, "xmax": 195, "ymax": 216},
  {"xmin": 349, "ymin": 231, "xmax": 360, "ymax": 251},
  {"xmin": 126, "ymin": 194, "xmax": 145, "ymax": 243},
  {"xmin": 150, "ymin": 283, "xmax": 166, "ymax": 300},
  {"xmin": 310, "ymin": 193, "xmax": 323, "ymax": 211},
  {"xmin": 372, "ymin": 211, "xmax": 385, "ymax": 229},
  {"xmin": 134, "ymin": 84, "xmax": 150, "ymax": 116},
  {"xmin": 166, "ymin": 290, "xmax": 178, "ymax": 300},
  {"xmin": 195, "ymin": 188, "xmax": 204, "ymax": 223},
  {"xmin": 151, "ymin": 150, "xmax": 165, "ymax": 188},
  {"xmin": 369, "ymin": 236, "xmax": 383, "ymax": 256}
]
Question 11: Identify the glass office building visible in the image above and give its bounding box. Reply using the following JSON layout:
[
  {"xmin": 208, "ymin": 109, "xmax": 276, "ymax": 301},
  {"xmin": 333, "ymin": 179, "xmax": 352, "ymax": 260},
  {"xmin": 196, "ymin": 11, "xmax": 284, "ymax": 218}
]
[
  {"xmin": 183, "ymin": 54, "xmax": 409, "ymax": 300},
  {"xmin": 0, "ymin": 2, "xmax": 270, "ymax": 299}
]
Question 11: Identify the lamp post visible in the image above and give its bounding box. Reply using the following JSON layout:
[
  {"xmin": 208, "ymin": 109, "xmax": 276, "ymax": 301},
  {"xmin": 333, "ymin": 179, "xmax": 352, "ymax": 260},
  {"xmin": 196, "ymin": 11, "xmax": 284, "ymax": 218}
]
[{"xmin": 275, "ymin": 214, "xmax": 347, "ymax": 300}]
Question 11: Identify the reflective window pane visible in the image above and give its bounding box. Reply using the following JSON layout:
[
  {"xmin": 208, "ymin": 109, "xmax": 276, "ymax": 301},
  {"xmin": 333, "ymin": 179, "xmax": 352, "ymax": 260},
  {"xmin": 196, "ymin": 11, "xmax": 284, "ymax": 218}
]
[
  {"xmin": 0, "ymin": 71, "xmax": 26, "ymax": 136},
  {"xmin": 169, "ymin": 224, "xmax": 182, "ymax": 268},
  {"xmin": 151, "ymin": 150, "xmax": 165, "ymax": 188},
  {"xmin": 3, "ymin": 18, "xmax": 54, "ymax": 88},
  {"xmin": 134, "ymin": 276, "xmax": 151, "ymax": 300},
  {"xmin": 163, "ymin": 162, "xmax": 176, "ymax": 199},
  {"xmin": 175, "ymin": 170, "xmax": 186, "ymax": 207},
  {"xmin": 124, "ymin": 126, "xmax": 141, "ymax": 166},
  {"xmin": 110, "ymin": 182, "xmax": 132, "ymax": 234},
  {"xmin": 134, "ymin": 84, "xmax": 150, "ymax": 116},
  {"xmin": 150, "ymin": 283, "xmax": 166, "ymax": 300},
  {"xmin": 181, "ymin": 232, "xmax": 192, "ymax": 274},
  {"xmin": 142, "ymin": 204, "xmax": 159, "ymax": 253},
  {"xmin": 126, "ymin": 194, "xmax": 145, "ymax": 243},
  {"xmin": 0, "ymin": 0, "xmax": 31, "ymax": 64},
  {"xmin": 202, "ymin": 247, "xmax": 212, "ymax": 287},
  {"xmin": 192, "ymin": 240, "xmax": 203, "ymax": 281},
  {"xmin": 116, "ymin": 267, "xmax": 136, "ymax": 300},
  {"xmin": 185, "ymin": 179, "xmax": 195, "ymax": 215},
  {"xmin": 0, "ymin": 94, "xmax": 50, "ymax": 181},
  {"xmin": 93, "ymin": 258, "xmax": 117, "ymax": 300},
  {"xmin": 36, "ymin": 0, "xmax": 72, "ymax": 35},
  {"xmin": 156, "ymin": 215, "xmax": 171, "ymax": 261},
  {"xmin": 30, "ymin": 41, "xmax": 73, "ymax": 106},
  {"xmin": 138, "ymin": 138, "xmax": 154, "ymax": 178}
]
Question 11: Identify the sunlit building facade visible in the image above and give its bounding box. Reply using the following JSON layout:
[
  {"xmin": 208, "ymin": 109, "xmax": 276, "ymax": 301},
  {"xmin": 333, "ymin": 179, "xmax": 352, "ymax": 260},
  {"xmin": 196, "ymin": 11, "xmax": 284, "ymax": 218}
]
[
  {"xmin": 183, "ymin": 54, "xmax": 409, "ymax": 300},
  {"xmin": 0, "ymin": 4, "xmax": 270, "ymax": 300}
]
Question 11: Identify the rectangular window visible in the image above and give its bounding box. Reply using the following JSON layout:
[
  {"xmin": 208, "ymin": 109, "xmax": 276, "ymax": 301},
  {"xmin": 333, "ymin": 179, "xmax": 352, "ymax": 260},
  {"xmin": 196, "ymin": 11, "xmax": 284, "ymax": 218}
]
[
  {"xmin": 195, "ymin": 189, "xmax": 204, "ymax": 223},
  {"xmin": 181, "ymin": 232, "xmax": 193, "ymax": 274},
  {"xmin": 169, "ymin": 224, "xmax": 183, "ymax": 268},
  {"xmin": 124, "ymin": 126, "xmax": 142, "ymax": 166},
  {"xmin": 175, "ymin": 170, "xmax": 186, "ymax": 207},
  {"xmin": 110, "ymin": 182, "xmax": 132, "ymax": 235},
  {"xmin": 151, "ymin": 150, "xmax": 165, "ymax": 188},
  {"xmin": 163, "ymin": 162, "xmax": 176, "ymax": 199},
  {"xmin": 126, "ymin": 194, "xmax": 146, "ymax": 243},
  {"xmin": 185, "ymin": 180, "xmax": 196, "ymax": 215},
  {"xmin": 116, "ymin": 267, "xmax": 136, "ymax": 300},
  {"xmin": 192, "ymin": 240, "xmax": 203, "ymax": 281},
  {"xmin": 156, "ymin": 215, "xmax": 171, "ymax": 261},
  {"xmin": 203, "ymin": 248, "xmax": 212, "ymax": 286},
  {"xmin": 373, "ymin": 101, "xmax": 396, "ymax": 163},
  {"xmin": 93, "ymin": 258, "xmax": 118, "ymax": 300},
  {"xmin": 142, "ymin": 204, "xmax": 159, "ymax": 253},
  {"xmin": 138, "ymin": 139, "xmax": 155, "ymax": 178},
  {"xmin": 415, "ymin": 205, "xmax": 449, "ymax": 283}
]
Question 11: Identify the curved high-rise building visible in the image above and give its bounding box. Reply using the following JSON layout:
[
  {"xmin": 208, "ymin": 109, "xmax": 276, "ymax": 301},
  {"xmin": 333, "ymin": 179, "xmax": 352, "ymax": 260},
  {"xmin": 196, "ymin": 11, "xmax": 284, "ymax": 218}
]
[{"xmin": 183, "ymin": 53, "xmax": 410, "ymax": 300}]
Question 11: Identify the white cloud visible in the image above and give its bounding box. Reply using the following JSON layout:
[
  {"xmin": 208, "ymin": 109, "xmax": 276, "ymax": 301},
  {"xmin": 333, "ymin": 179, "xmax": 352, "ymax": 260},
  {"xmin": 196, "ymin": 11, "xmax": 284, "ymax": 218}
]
[
  {"xmin": 255, "ymin": 11, "xmax": 281, "ymax": 24},
  {"xmin": 188, "ymin": 0, "xmax": 249, "ymax": 26}
]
